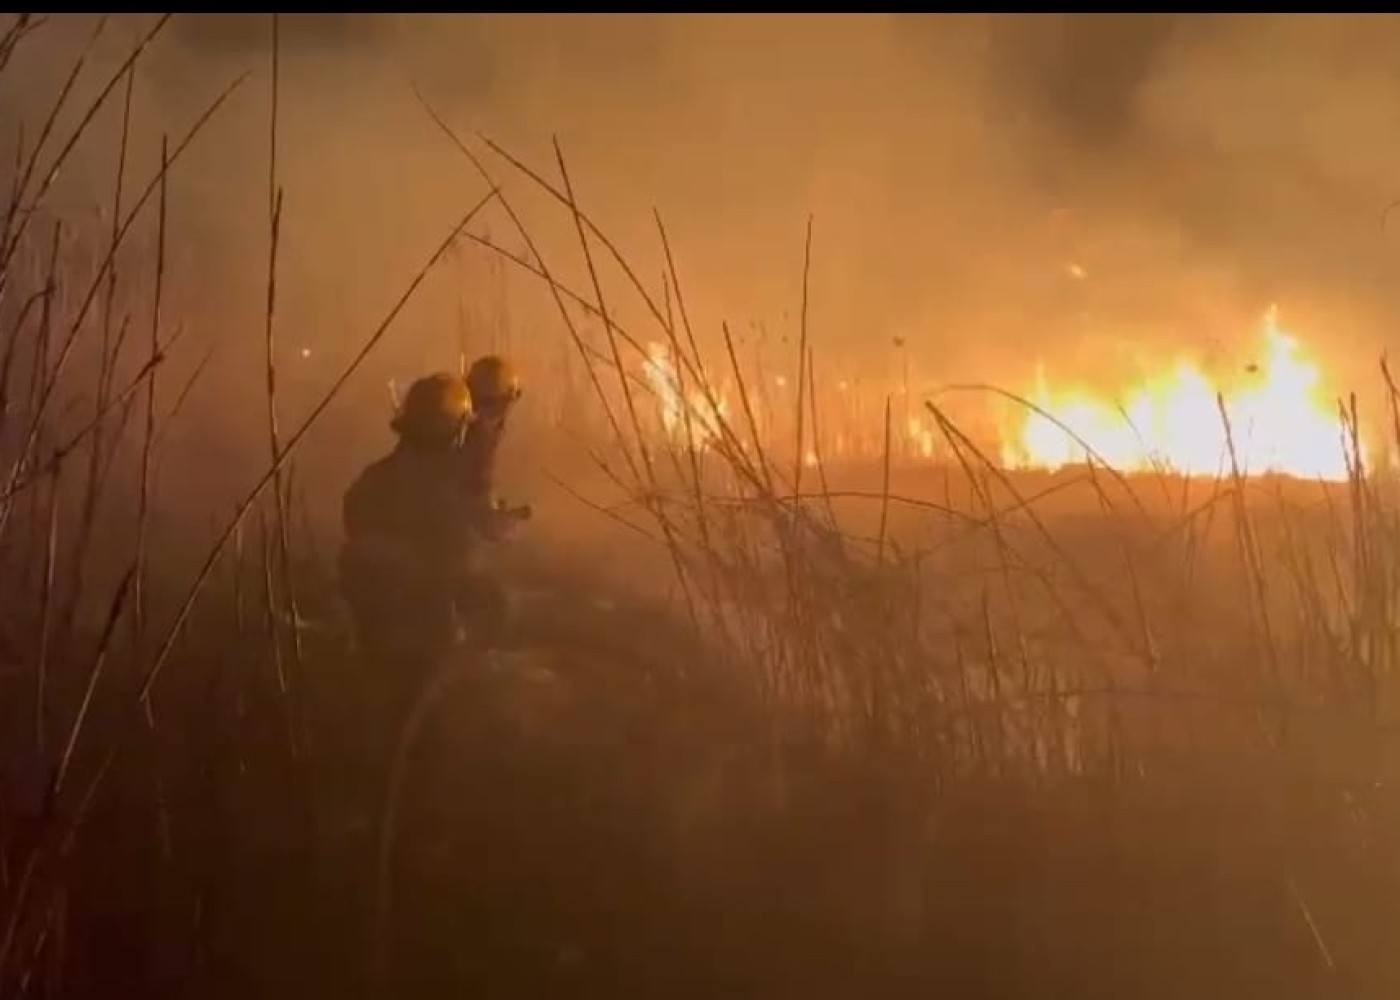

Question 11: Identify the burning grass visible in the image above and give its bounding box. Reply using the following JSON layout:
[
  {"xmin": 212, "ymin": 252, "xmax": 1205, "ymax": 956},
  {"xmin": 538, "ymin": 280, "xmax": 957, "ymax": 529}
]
[{"xmin": 4, "ymin": 14, "xmax": 1400, "ymax": 999}]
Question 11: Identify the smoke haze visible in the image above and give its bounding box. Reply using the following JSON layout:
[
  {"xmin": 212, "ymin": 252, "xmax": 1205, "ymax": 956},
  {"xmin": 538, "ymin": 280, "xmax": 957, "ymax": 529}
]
[{"xmin": 8, "ymin": 14, "xmax": 1400, "ymax": 503}]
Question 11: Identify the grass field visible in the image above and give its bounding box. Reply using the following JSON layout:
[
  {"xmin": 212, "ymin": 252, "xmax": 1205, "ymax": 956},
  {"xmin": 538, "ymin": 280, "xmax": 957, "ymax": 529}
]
[{"xmin": 4, "ymin": 16, "xmax": 1400, "ymax": 999}]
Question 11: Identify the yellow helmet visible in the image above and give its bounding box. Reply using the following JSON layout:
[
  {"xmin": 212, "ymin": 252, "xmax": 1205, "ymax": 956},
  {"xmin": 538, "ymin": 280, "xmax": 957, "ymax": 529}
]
[
  {"xmin": 466, "ymin": 354, "xmax": 522, "ymax": 409},
  {"xmin": 391, "ymin": 372, "xmax": 472, "ymax": 440}
]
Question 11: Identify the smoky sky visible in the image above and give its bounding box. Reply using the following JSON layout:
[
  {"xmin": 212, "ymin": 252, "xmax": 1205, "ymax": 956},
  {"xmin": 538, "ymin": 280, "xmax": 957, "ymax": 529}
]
[
  {"xmin": 171, "ymin": 14, "xmax": 1182, "ymax": 158},
  {"xmin": 9, "ymin": 13, "xmax": 1400, "ymax": 490}
]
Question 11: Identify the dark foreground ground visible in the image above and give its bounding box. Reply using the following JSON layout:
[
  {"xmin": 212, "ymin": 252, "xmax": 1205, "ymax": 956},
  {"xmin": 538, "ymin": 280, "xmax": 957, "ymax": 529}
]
[
  {"xmin": 16, "ymin": 561, "xmax": 1390, "ymax": 1000},
  {"xmin": 4, "ymin": 464, "xmax": 1399, "ymax": 999}
]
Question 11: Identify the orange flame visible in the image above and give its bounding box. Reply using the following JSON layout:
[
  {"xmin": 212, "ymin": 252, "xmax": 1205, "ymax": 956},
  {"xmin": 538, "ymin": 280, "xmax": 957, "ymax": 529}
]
[
  {"xmin": 642, "ymin": 342, "xmax": 729, "ymax": 450},
  {"xmin": 1001, "ymin": 307, "xmax": 1361, "ymax": 481}
]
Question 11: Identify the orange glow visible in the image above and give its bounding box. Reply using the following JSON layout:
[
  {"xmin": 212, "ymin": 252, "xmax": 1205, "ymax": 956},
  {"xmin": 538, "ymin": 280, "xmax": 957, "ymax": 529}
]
[
  {"xmin": 1000, "ymin": 307, "xmax": 1362, "ymax": 481},
  {"xmin": 642, "ymin": 341, "xmax": 729, "ymax": 451}
]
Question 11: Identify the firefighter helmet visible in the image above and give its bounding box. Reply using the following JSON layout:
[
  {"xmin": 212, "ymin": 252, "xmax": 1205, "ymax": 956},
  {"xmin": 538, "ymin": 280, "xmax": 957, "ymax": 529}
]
[
  {"xmin": 465, "ymin": 354, "xmax": 522, "ymax": 409},
  {"xmin": 391, "ymin": 372, "xmax": 472, "ymax": 440}
]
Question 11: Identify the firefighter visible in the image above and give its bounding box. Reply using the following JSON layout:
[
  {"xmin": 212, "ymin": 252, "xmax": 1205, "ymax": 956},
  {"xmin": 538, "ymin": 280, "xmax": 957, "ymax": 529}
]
[
  {"xmin": 337, "ymin": 366, "xmax": 529, "ymax": 878},
  {"xmin": 341, "ymin": 372, "xmax": 474, "ymax": 672},
  {"xmin": 460, "ymin": 353, "xmax": 523, "ymax": 512},
  {"xmin": 341, "ymin": 364, "xmax": 527, "ymax": 670}
]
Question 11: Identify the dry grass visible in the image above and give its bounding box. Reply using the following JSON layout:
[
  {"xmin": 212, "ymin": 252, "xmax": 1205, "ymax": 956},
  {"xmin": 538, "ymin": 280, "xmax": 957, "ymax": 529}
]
[{"xmin": 3, "ymin": 15, "xmax": 1400, "ymax": 999}]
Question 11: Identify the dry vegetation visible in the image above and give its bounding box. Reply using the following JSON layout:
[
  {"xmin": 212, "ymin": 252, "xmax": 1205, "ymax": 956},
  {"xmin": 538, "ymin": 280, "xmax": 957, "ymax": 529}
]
[{"xmin": 4, "ymin": 15, "xmax": 1400, "ymax": 999}]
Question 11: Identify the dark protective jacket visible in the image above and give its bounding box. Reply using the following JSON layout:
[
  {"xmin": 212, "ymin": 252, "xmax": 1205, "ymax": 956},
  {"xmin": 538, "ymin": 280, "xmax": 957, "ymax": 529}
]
[
  {"xmin": 339, "ymin": 419, "xmax": 508, "ymax": 665},
  {"xmin": 456, "ymin": 414, "xmax": 507, "ymax": 532}
]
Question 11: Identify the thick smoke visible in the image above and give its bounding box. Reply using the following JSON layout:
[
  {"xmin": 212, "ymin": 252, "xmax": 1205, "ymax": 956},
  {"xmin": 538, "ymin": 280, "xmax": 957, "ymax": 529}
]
[{"xmin": 8, "ymin": 14, "xmax": 1400, "ymax": 502}]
